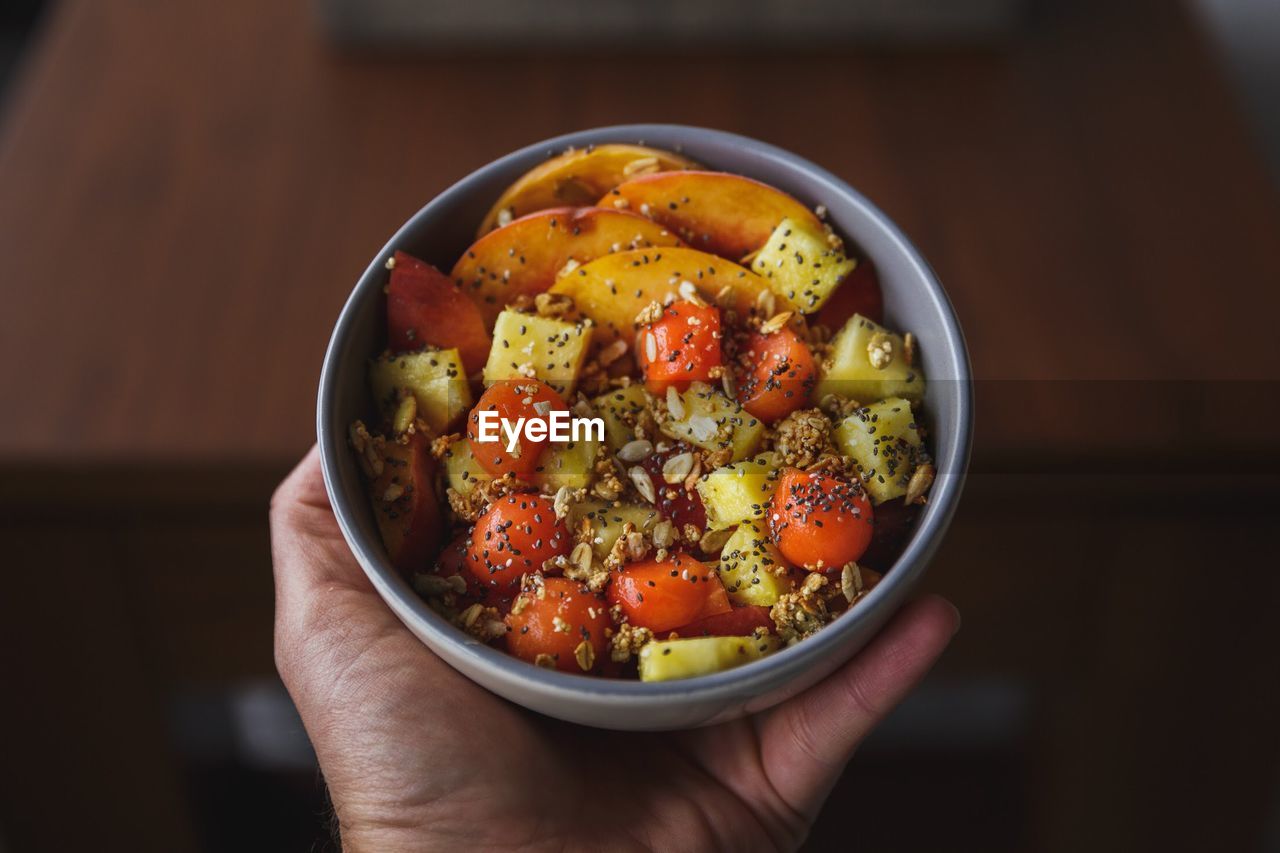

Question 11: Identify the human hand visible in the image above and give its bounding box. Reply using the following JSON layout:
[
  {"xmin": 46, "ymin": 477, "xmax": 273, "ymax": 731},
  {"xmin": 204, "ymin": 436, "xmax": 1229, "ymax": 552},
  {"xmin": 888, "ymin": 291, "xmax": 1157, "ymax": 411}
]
[{"xmin": 272, "ymin": 446, "xmax": 959, "ymax": 852}]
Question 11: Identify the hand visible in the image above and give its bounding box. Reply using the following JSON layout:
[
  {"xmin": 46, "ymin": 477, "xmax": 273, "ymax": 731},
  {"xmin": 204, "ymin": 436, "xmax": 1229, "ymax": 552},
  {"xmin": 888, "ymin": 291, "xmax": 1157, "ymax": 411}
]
[{"xmin": 272, "ymin": 446, "xmax": 959, "ymax": 852}]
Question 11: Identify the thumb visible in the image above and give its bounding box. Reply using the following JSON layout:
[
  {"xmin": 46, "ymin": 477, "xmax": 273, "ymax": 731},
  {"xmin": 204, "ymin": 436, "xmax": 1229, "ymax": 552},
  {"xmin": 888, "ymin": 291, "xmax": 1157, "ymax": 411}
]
[
  {"xmin": 759, "ymin": 594, "xmax": 960, "ymax": 819},
  {"xmin": 269, "ymin": 446, "xmax": 401, "ymax": 689},
  {"xmin": 269, "ymin": 444, "xmax": 373, "ymax": 597}
]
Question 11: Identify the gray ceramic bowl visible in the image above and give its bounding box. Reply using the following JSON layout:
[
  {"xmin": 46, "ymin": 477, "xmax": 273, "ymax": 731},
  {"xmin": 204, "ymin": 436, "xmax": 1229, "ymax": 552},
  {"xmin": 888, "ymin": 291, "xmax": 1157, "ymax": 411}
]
[{"xmin": 318, "ymin": 124, "xmax": 972, "ymax": 730}]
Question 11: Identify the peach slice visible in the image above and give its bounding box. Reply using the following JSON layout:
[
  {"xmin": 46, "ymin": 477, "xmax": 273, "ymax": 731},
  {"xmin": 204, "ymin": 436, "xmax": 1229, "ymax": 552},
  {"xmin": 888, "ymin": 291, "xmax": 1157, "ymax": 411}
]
[
  {"xmin": 387, "ymin": 251, "xmax": 491, "ymax": 374},
  {"xmin": 364, "ymin": 428, "xmax": 443, "ymax": 575},
  {"xmin": 603, "ymin": 171, "xmax": 822, "ymax": 261},
  {"xmin": 814, "ymin": 254, "xmax": 884, "ymax": 327},
  {"xmin": 548, "ymin": 247, "xmax": 774, "ymax": 345},
  {"xmin": 477, "ymin": 144, "xmax": 698, "ymax": 236},
  {"xmin": 452, "ymin": 207, "xmax": 684, "ymax": 326}
]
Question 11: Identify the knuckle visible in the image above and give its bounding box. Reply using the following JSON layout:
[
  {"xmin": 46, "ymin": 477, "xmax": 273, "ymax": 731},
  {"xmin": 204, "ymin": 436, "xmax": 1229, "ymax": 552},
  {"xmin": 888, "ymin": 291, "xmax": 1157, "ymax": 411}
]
[
  {"xmin": 786, "ymin": 697, "xmax": 838, "ymax": 770},
  {"xmin": 838, "ymin": 671, "xmax": 883, "ymax": 721},
  {"xmin": 268, "ymin": 479, "xmax": 294, "ymax": 522}
]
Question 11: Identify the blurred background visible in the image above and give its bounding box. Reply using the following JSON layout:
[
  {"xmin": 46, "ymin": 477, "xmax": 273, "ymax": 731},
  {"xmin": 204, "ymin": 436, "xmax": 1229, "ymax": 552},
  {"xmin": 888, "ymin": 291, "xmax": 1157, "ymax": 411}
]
[{"xmin": 1, "ymin": 0, "xmax": 1278, "ymax": 850}]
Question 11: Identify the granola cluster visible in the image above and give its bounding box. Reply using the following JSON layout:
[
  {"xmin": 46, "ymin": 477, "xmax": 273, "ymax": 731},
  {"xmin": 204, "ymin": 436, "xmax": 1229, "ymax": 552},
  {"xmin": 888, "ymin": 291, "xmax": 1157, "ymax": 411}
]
[
  {"xmin": 769, "ymin": 408, "xmax": 836, "ymax": 469},
  {"xmin": 770, "ymin": 573, "xmax": 834, "ymax": 643}
]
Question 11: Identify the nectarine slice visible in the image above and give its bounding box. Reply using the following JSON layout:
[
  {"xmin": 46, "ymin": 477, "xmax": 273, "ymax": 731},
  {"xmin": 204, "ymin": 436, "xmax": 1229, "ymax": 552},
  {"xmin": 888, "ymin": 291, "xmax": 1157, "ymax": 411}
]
[
  {"xmin": 363, "ymin": 428, "xmax": 443, "ymax": 575},
  {"xmin": 452, "ymin": 207, "xmax": 684, "ymax": 326},
  {"xmin": 477, "ymin": 144, "xmax": 698, "ymax": 236},
  {"xmin": 603, "ymin": 171, "xmax": 822, "ymax": 261},
  {"xmin": 548, "ymin": 247, "xmax": 774, "ymax": 345},
  {"xmin": 814, "ymin": 255, "xmax": 884, "ymax": 327},
  {"xmin": 388, "ymin": 251, "xmax": 491, "ymax": 374}
]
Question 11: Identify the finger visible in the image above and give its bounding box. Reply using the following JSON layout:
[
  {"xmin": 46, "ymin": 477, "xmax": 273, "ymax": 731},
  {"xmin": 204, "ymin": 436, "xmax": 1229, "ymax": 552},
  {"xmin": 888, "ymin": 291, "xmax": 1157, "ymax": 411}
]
[
  {"xmin": 269, "ymin": 444, "xmax": 371, "ymax": 595},
  {"xmin": 269, "ymin": 450, "xmax": 479, "ymax": 716},
  {"xmin": 760, "ymin": 594, "xmax": 960, "ymax": 818},
  {"xmin": 270, "ymin": 446, "xmax": 383, "ymax": 665}
]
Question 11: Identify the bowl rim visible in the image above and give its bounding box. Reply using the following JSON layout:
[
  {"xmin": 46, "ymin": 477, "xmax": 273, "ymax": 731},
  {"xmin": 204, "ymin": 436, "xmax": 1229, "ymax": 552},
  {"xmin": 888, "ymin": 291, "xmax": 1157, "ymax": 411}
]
[{"xmin": 317, "ymin": 123, "xmax": 972, "ymax": 706}]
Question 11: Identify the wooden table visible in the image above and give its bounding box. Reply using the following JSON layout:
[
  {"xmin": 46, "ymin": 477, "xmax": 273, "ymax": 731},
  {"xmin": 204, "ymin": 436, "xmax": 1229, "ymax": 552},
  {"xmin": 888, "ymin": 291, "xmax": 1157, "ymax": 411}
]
[{"xmin": 1, "ymin": 0, "xmax": 1277, "ymax": 850}]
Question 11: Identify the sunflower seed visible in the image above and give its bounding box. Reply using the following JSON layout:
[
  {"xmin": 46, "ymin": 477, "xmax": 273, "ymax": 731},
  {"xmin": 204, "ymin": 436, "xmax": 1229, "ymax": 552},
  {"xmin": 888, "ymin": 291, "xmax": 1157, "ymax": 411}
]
[
  {"xmin": 662, "ymin": 452, "xmax": 694, "ymax": 484},
  {"xmin": 574, "ymin": 639, "xmax": 596, "ymax": 671},
  {"xmin": 629, "ymin": 466, "xmax": 657, "ymax": 503},
  {"xmin": 841, "ymin": 561, "xmax": 864, "ymax": 603},
  {"xmin": 687, "ymin": 414, "xmax": 718, "ymax": 443},
  {"xmin": 617, "ymin": 439, "xmax": 654, "ymax": 463},
  {"xmin": 666, "ymin": 385, "xmax": 686, "ymax": 419},
  {"xmin": 905, "ymin": 462, "xmax": 935, "ymax": 505},
  {"xmin": 652, "ymin": 519, "xmax": 675, "ymax": 548},
  {"xmin": 571, "ymin": 541, "xmax": 594, "ymax": 576},
  {"xmin": 644, "ymin": 332, "xmax": 657, "ymax": 363},
  {"xmin": 461, "ymin": 603, "xmax": 484, "ymax": 628},
  {"xmin": 412, "ymin": 574, "xmax": 454, "ymax": 597},
  {"xmin": 721, "ymin": 370, "xmax": 736, "ymax": 399},
  {"xmin": 755, "ymin": 289, "xmax": 777, "ymax": 317},
  {"xmin": 760, "ymin": 311, "xmax": 794, "ymax": 335},
  {"xmin": 553, "ymin": 485, "xmax": 574, "ymax": 519},
  {"xmin": 623, "ymin": 156, "xmax": 659, "ymax": 177}
]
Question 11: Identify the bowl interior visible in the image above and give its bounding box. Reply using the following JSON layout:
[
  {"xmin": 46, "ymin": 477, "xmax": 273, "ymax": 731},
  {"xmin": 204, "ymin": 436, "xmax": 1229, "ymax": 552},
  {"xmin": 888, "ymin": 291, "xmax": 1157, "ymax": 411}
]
[{"xmin": 318, "ymin": 125, "xmax": 971, "ymax": 723}]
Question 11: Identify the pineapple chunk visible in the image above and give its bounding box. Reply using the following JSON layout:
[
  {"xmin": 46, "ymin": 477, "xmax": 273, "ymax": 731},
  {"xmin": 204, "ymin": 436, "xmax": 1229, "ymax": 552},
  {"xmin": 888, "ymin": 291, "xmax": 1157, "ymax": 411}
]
[
  {"xmin": 833, "ymin": 398, "xmax": 926, "ymax": 504},
  {"xmin": 370, "ymin": 348, "xmax": 472, "ymax": 434},
  {"xmin": 717, "ymin": 522, "xmax": 795, "ymax": 606},
  {"xmin": 445, "ymin": 432, "xmax": 602, "ymax": 496},
  {"xmin": 659, "ymin": 382, "xmax": 764, "ymax": 462},
  {"xmin": 639, "ymin": 633, "xmax": 781, "ymax": 682},
  {"xmin": 696, "ymin": 453, "xmax": 780, "ymax": 530},
  {"xmin": 483, "ymin": 310, "xmax": 592, "ymax": 397},
  {"xmin": 751, "ymin": 217, "xmax": 856, "ymax": 314},
  {"xmin": 566, "ymin": 499, "xmax": 658, "ymax": 561},
  {"xmin": 592, "ymin": 383, "xmax": 649, "ymax": 452},
  {"xmin": 441, "ymin": 436, "xmax": 491, "ymax": 498},
  {"xmin": 813, "ymin": 315, "xmax": 925, "ymax": 405},
  {"xmin": 532, "ymin": 437, "xmax": 600, "ymax": 492}
]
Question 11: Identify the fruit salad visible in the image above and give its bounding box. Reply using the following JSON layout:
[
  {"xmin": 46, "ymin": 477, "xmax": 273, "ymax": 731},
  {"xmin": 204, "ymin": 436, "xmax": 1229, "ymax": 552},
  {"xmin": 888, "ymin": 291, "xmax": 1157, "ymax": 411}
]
[{"xmin": 348, "ymin": 143, "xmax": 935, "ymax": 681}]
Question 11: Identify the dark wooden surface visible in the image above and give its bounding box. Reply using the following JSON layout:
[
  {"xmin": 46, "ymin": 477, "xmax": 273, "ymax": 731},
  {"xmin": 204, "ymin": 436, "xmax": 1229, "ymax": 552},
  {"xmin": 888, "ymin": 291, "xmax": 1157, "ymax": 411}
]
[
  {"xmin": 1, "ymin": 0, "xmax": 1277, "ymax": 851},
  {"xmin": 1, "ymin": 0, "xmax": 1278, "ymax": 463}
]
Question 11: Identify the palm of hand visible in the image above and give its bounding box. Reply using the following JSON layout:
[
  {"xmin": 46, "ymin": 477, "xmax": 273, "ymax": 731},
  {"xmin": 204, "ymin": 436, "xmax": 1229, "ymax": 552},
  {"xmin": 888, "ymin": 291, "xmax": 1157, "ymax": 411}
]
[{"xmin": 272, "ymin": 448, "xmax": 956, "ymax": 852}]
